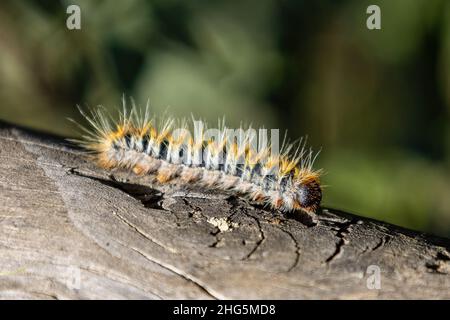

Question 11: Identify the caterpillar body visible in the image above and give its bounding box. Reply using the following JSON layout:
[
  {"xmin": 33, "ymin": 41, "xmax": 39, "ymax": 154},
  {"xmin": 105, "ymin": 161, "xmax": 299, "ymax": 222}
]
[{"xmin": 72, "ymin": 102, "xmax": 322, "ymax": 213}]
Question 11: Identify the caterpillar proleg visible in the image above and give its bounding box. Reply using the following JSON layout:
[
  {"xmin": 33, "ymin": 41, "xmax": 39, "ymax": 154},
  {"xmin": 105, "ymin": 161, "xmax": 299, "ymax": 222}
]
[{"xmin": 71, "ymin": 100, "xmax": 322, "ymax": 213}]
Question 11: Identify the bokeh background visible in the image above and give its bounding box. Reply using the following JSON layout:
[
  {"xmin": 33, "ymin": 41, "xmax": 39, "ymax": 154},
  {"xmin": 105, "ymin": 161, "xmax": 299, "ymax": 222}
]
[{"xmin": 1, "ymin": 0, "xmax": 449, "ymax": 237}]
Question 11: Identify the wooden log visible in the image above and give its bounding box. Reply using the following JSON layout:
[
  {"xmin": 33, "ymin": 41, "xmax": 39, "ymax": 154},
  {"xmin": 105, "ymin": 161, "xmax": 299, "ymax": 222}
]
[{"xmin": 0, "ymin": 121, "xmax": 449, "ymax": 299}]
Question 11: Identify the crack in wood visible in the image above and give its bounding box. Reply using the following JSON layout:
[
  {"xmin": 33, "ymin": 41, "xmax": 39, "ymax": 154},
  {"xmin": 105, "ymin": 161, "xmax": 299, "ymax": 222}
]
[
  {"xmin": 215, "ymin": 196, "xmax": 267, "ymax": 260},
  {"xmin": 371, "ymin": 235, "xmax": 391, "ymax": 252},
  {"xmin": 29, "ymin": 291, "xmax": 59, "ymax": 300},
  {"xmin": 360, "ymin": 234, "xmax": 392, "ymax": 256},
  {"xmin": 324, "ymin": 219, "xmax": 358, "ymax": 263},
  {"xmin": 112, "ymin": 209, "xmax": 179, "ymax": 254},
  {"xmin": 180, "ymin": 197, "xmax": 225, "ymax": 248},
  {"xmin": 129, "ymin": 246, "xmax": 222, "ymax": 299},
  {"xmin": 242, "ymin": 211, "xmax": 266, "ymax": 261},
  {"xmin": 274, "ymin": 225, "xmax": 301, "ymax": 272}
]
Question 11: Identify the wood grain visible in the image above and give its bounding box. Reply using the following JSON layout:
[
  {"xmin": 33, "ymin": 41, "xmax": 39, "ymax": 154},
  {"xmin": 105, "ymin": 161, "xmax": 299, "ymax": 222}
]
[{"xmin": 0, "ymin": 121, "xmax": 449, "ymax": 299}]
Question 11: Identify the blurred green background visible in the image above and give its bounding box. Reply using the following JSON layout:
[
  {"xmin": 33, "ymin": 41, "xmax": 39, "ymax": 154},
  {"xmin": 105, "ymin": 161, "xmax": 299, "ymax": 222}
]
[{"xmin": 1, "ymin": 0, "xmax": 449, "ymax": 237}]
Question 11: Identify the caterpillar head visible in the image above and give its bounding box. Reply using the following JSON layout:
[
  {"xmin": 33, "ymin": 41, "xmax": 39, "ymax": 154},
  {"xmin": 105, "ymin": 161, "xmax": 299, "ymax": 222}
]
[{"xmin": 295, "ymin": 179, "xmax": 322, "ymax": 213}]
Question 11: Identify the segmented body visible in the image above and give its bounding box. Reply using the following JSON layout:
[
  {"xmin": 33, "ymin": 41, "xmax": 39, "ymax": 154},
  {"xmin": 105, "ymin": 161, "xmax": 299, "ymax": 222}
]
[{"xmin": 73, "ymin": 104, "xmax": 322, "ymax": 213}]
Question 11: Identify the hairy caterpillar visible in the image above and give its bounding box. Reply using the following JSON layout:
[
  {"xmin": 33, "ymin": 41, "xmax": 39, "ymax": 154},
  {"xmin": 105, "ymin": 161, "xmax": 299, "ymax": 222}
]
[{"xmin": 71, "ymin": 100, "xmax": 322, "ymax": 213}]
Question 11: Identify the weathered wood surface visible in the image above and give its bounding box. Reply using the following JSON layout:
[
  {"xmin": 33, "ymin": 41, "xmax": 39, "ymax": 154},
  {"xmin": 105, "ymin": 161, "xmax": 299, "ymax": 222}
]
[{"xmin": 0, "ymin": 121, "xmax": 449, "ymax": 299}]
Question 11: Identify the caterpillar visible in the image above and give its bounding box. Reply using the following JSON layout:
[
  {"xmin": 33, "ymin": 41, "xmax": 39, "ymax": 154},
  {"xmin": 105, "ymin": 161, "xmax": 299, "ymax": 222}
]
[{"xmin": 71, "ymin": 100, "xmax": 322, "ymax": 213}]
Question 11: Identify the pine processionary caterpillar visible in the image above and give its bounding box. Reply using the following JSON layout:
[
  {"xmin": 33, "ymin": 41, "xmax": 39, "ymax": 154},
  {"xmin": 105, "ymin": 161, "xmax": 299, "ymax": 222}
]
[{"xmin": 71, "ymin": 99, "xmax": 323, "ymax": 213}]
